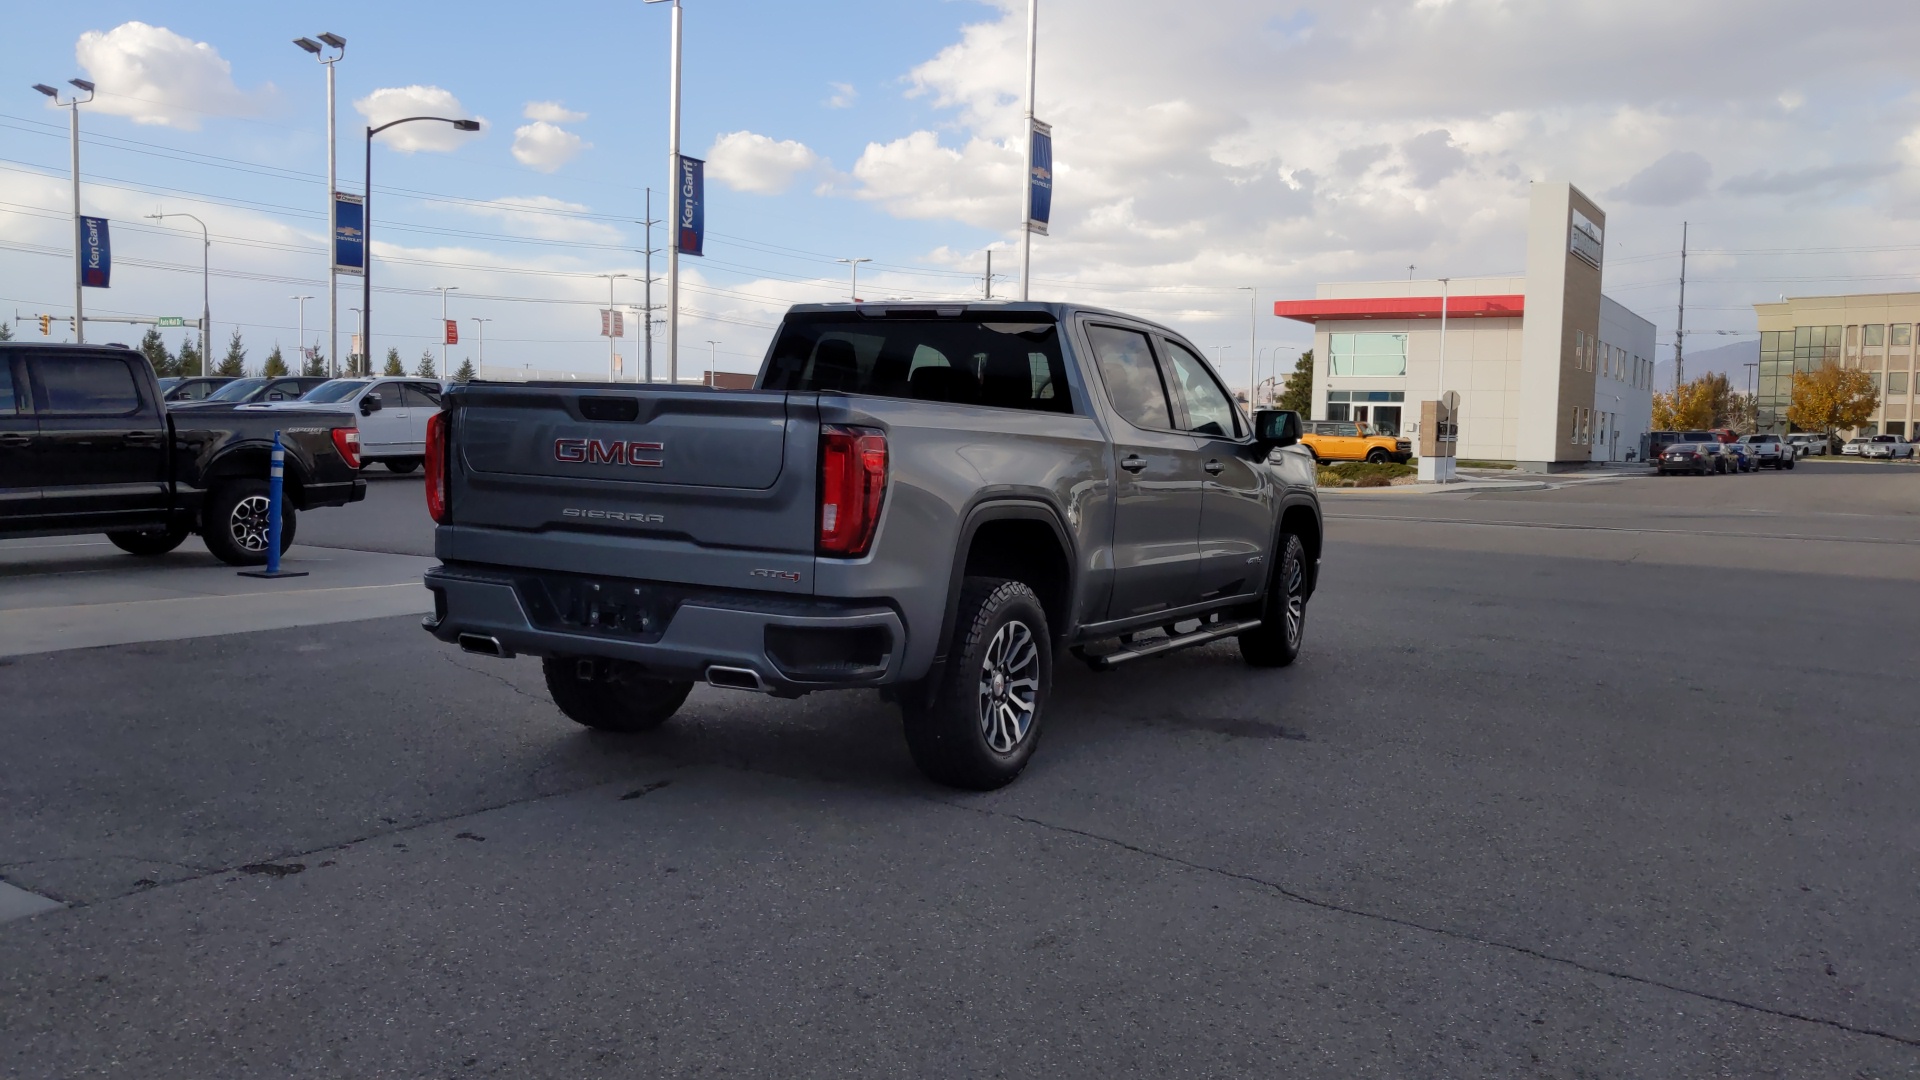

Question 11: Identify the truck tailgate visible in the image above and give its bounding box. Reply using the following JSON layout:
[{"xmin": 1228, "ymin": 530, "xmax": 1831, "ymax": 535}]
[{"xmin": 442, "ymin": 384, "xmax": 820, "ymax": 591}]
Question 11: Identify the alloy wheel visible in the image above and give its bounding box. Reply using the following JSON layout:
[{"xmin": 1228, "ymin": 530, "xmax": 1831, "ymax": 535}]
[
  {"xmin": 977, "ymin": 619, "xmax": 1040, "ymax": 754},
  {"xmin": 1283, "ymin": 551, "xmax": 1306, "ymax": 650},
  {"xmin": 229, "ymin": 495, "xmax": 271, "ymax": 552}
]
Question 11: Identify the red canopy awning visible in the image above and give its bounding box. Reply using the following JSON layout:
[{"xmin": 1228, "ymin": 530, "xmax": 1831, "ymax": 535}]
[{"xmin": 1273, "ymin": 295, "xmax": 1525, "ymax": 323}]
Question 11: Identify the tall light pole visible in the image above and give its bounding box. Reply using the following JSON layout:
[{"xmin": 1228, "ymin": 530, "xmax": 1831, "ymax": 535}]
[
  {"xmin": 1018, "ymin": 0, "xmax": 1039, "ymax": 301},
  {"xmin": 644, "ymin": 0, "xmax": 684, "ymax": 384},
  {"xmin": 293, "ymin": 34, "xmax": 345, "ymax": 375},
  {"xmin": 1238, "ymin": 285, "xmax": 1256, "ymax": 407},
  {"xmin": 32, "ymin": 79, "xmax": 93, "ymax": 342},
  {"xmin": 1437, "ymin": 276, "xmax": 1452, "ymax": 469},
  {"xmin": 431, "ymin": 286, "xmax": 459, "ymax": 373},
  {"xmin": 291, "ymin": 295, "xmax": 313, "ymax": 373},
  {"xmin": 836, "ymin": 258, "xmax": 870, "ymax": 302},
  {"xmin": 147, "ymin": 212, "xmax": 210, "ymax": 361},
  {"xmin": 598, "ymin": 273, "xmax": 630, "ymax": 380},
  {"xmin": 470, "ymin": 317, "xmax": 491, "ymax": 371},
  {"xmin": 362, "ymin": 114, "xmax": 479, "ymax": 371},
  {"xmin": 705, "ymin": 340, "xmax": 721, "ymax": 387}
]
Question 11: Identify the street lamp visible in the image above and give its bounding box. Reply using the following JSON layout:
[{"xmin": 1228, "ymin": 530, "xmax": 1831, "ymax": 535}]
[
  {"xmin": 705, "ymin": 339, "xmax": 721, "ymax": 387},
  {"xmin": 597, "ymin": 273, "xmax": 630, "ymax": 380},
  {"xmin": 33, "ymin": 78, "xmax": 93, "ymax": 342},
  {"xmin": 361, "ymin": 115, "xmax": 480, "ymax": 370},
  {"xmin": 1238, "ymin": 286, "xmax": 1256, "ymax": 410},
  {"xmin": 146, "ymin": 212, "xmax": 210, "ymax": 362},
  {"xmin": 291, "ymin": 295, "xmax": 314, "ymax": 374},
  {"xmin": 469, "ymin": 317, "xmax": 491, "ymax": 372},
  {"xmin": 293, "ymin": 33, "xmax": 345, "ymax": 375},
  {"xmin": 644, "ymin": 0, "xmax": 685, "ymax": 383},
  {"xmin": 836, "ymin": 257, "xmax": 871, "ymax": 302},
  {"xmin": 431, "ymin": 285, "xmax": 459, "ymax": 373}
]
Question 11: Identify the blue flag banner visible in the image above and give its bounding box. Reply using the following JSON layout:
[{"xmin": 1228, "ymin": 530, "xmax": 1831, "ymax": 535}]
[
  {"xmin": 1027, "ymin": 120, "xmax": 1053, "ymax": 236},
  {"xmin": 677, "ymin": 155, "xmax": 705, "ymax": 257},
  {"xmin": 333, "ymin": 192, "xmax": 365, "ymax": 276},
  {"xmin": 80, "ymin": 216, "xmax": 110, "ymax": 287}
]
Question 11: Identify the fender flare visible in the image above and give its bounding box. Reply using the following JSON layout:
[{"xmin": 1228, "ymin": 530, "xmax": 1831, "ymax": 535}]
[{"xmin": 920, "ymin": 496, "xmax": 1078, "ymax": 699}]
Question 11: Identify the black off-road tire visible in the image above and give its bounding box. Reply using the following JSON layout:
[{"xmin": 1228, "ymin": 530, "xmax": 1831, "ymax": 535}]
[
  {"xmin": 1239, "ymin": 532, "xmax": 1308, "ymax": 668},
  {"xmin": 901, "ymin": 578, "xmax": 1052, "ymax": 791},
  {"xmin": 384, "ymin": 457, "xmax": 421, "ymax": 474},
  {"xmin": 106, "ymin": 523, "xmax": 190, "ymax": 556},
  {"xmin": 202, "ymin": 479, "xmax": 297, "ymax": 566},
  {"xmin": 1365, "ymin": 448, "xmax": 1389, "ymax": 463},
  {"xmin": 542, "ymin": 657, "xmax": 692, "ymax": 733}
]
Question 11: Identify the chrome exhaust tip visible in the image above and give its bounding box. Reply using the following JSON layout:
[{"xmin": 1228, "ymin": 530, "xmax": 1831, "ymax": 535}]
[
  {"xmin": 705, "ymin": 665, "xmax": 767, "ymax": 692},
  {"xmin": 457, "ymin": 633, "xmax": 510, "ymax": 658}
]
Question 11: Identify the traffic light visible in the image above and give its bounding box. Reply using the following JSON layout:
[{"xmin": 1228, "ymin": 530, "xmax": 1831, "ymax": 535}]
[{"xmin": 39, "ymin": 314, "xmax": 51, "ymax": 336}]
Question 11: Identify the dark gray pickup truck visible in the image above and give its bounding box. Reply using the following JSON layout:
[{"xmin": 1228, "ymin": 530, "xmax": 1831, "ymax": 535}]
[
  {"xmin": 423, "ymin": 302, "xmax": 1322, "ymax": 788},
  {"xmin": 0, "ymin": 342, "xmax": 366, "ymax": 564}
]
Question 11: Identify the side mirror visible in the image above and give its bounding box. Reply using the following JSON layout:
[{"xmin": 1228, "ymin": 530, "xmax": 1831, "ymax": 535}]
[
  {"xmin": 1253, "ymin": 409, "xmax": 1301, "ymax": 449},
  {"xmin": 360, "ymin": 393, "xmax": 383, "ymax": 416}
]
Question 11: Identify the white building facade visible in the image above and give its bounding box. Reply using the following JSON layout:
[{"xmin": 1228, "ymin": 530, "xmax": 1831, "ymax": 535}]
[{"xmin": 1276, "ymin": 183, "xmax": 1656, "ymax": 471}]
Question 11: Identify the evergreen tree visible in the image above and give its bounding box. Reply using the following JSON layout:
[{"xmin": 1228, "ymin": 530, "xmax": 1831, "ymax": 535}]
[
  {"xmin": 263, "ymin": 344, "xmax": 289, "ymax": 377},
  {"xmin": 453, "ymin": 358, "xmax": 477, "ymax": 383},
  {"xmin": 0, "ymin": 320, "xmax": 13, "ymax": 340},
  {"xmin": 415, "ymin": 353, "xmax": 436, "ymax": 378},
  {"xmin": 177, "ymin": 337, "xmax": 204, "ymax": 377},
  {"xmin": 301, "ymin": 345, "xmax": 326, "ymax": 377},
  {"xmin": 139, "ymin": 328, "xmax": 178, "ymax": 377},
  {"xmin": 216, "ymin": 327, "xmax": 248, "ymax": 376},
  {"xmin": 383, "ymin": 348, "xmax": 406, "ymax": 376},
  {"xmin": 1277, "ymin": 349, "xmax": 1314, "ymax": 415}
]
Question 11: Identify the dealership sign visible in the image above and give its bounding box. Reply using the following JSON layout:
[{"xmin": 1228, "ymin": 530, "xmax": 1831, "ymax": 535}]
[
  {"xmin": 676, "ymin": 155, "xmax": 705, "ymax": 257},
  {"xmin": 333, "ymin": 192, "xmax": 365, "ymax": 276},
  {"xmin": 1027, "ymin": 120, "xmax": 1053, "ymax": 236},
  {"xmin": 1569, "ymin": 208, "xmax": 1603, "ymax": 269},
  {"xmin": 80, "ymin": 216, "xmax": 110, "ymax": 287}
]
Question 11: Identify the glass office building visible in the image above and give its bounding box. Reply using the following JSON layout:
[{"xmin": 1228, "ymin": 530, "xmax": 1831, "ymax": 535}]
[{"xmin": 1753, "ymin": 294, "xmax": 1920, "ymax": 436}]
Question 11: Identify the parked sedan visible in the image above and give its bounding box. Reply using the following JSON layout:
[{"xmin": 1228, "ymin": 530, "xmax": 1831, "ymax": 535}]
[
  {"xmin": 1658, "ymin": 443, "xmax": 1716, "ymax": 475},
  {"xmin": 155, "ymin": 375, "xmax": 238, "ymax": 402},
  {"xmin": 169, "ymin": 376, "xmax": 330, "ymax": 409},
  {"xmin": 266, "ymin": 377, "xmax": 444, "ymax": 471},
  {"xmin": 1841, "ymin": 438, "xmax": 1869, "ymax": 457}
]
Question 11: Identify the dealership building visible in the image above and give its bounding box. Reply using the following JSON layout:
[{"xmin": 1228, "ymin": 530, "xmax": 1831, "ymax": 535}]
[
  {"xmin": 1274, "ymin": 182, "xmax": 1657, "ymax": 471},
  {"xmin": 1752, "ymin": 292, "xmax": 1920, "ymax": 437}
]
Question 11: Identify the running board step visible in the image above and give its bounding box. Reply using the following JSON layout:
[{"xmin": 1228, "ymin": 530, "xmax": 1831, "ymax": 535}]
[{"xmin": 1087, "ymin": 617, "xmax": 1264, "ymax": 670}]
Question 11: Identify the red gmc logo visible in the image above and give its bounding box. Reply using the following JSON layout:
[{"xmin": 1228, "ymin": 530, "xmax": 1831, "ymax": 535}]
[{"xmin": 554, "ymin": 438, "xmax": 664, "ymax": 467}]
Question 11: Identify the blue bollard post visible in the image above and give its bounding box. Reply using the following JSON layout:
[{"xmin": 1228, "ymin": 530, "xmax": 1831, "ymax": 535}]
[{"xmin": 239, "ymin": 429, "xmax": 308, "ymax": 580}]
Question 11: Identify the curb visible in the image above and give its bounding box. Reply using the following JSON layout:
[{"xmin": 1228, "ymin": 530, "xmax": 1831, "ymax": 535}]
[{"xmin": 1320, "ymin": 479, "xmax": 1551, "ymax": 495}]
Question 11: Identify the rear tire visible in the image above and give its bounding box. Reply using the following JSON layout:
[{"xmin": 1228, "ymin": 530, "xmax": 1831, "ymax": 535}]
[
  {"xmin": 106, "ymin": 524, "xmax": 189, "ymax": 556},
  {"xmin": 901, "ymin": 578, "xmax": 1051, "ymax": 791},
  {"xmin": 385, "ymin": 457, "xmax": 421, "ymax": 474},
  {"xmin": 202, "ymin": 479, "xmax": 297, "ymax": 566},
  {"xmin": 1240, "ymin": 532, "xmax": 1308, "ymax": 668},
  {"xmin": 542, "ymin": 657, "xmax": 692, "ymax": 733},
  {"xmin": 1365, "ymin": 448, "xmax": 1389, "ymax": 464}
]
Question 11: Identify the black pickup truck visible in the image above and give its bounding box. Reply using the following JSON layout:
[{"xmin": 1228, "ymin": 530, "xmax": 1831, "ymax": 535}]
[{"xmin": 0, "ymin": 342, "xmax": 366, "ymax": 565}]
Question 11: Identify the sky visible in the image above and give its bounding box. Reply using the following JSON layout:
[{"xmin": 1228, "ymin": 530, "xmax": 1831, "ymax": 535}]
[{"xmin": 4, "ymin": 0, "xmax": 1919, "ymax": 392}]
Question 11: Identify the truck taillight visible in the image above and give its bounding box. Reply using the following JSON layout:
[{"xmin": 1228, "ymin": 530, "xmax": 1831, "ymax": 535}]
[
  {"xmin": 425, "ymin": 412, "xmax": 450, "ymax": 525},
  {"xmin": 330, "ymin": 427, "xmax": 360, "ymax": 470},
  {"xmin": 818, "ymin": 425, "xmax": 887, "ymax": 557}
]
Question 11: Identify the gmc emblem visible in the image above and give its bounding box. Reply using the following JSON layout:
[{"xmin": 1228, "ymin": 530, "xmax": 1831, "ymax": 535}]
[{"xmin": 554, "ymin": 438, "xmax": 663, "ymax": 467}]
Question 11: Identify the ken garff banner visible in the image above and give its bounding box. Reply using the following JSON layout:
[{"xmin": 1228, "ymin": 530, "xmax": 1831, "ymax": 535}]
[
  {"xmin": 333, "ymin": 192, "xmax": 365, "ymax": 276},
  {"xmin": 1027, "ymin": 120, "xmax": 1052, "ymax": 236},
  {"xmin": 677, "ymin": 154, "xmax": 705, "ymax": 257},
  {"xmin": 80, "ymin": 216, "xmax": 111, "ymax": 288}
]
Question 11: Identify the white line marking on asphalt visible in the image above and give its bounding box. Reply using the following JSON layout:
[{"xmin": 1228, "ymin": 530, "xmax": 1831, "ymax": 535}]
[{"xmin": 0, "ymin": 880, "xmax": 64, "ymax": 925}]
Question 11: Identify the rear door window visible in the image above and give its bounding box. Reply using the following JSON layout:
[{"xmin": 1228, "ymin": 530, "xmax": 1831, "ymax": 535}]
[
  {"xmin": 400, "ymin": 383, "xmax": 441, "ymax": 409},
  {"xmin": 762, "ymin": 314, "xmax": 1071, "ymax": 413},
  {"xmin": 33, "ymin": 353, "xmax": 145, "ymax": 416},
  {"xmin": 0, "ymin": 357, "xmax": 20, "ymax": 415},
  {"xmin": 1085, "ymin": 325, "xmax": 1172, "ymax": 431},
  {"xmin": 1160, "ymin": 340, "xmax": 1243, "ymax": 438}
]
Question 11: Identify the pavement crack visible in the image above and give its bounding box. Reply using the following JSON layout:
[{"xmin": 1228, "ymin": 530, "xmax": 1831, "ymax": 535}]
[
  {"xmin": 440, "ymin": 651, "xmax": 547, "ymax": 705},
  {"xmin": 950, "ymin": 803, "xmax": 1920, "ymax": 1051}
]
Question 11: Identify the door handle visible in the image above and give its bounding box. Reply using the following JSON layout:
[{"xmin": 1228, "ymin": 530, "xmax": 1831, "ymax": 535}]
[
  {"xmin": 124, "ymin": 431, "xmax": 161, "ymax": 443},
  {"xmin": 0, "ymin": 433, "xmax": 29, "ymax": 447},
  {"xmin": 1204, "ymin": 460, "xmax": 1225, "ymax": 475},
  {"xmin": 1120, "ymin": 455, "xmax": 1148, "ymax": 473}
]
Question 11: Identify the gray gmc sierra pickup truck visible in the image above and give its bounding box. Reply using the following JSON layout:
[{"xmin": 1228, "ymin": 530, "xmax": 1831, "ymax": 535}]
[{"xmin": 423, "ymin": 302, "xmax": 1323, "ymax": 789}]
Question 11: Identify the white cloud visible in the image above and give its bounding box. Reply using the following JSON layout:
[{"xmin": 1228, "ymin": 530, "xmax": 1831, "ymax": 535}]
[
  {"xmin": 74, "ymin": 22, "xmax": 270, "ymax": 130},
  {"xmin": 1607, "ymin": 151, "xmax": 1714, "ymax": 206},
  {"xmin": 355, "ymin": 87, "xmax": 485, "ymax": 152},
  {"xmin": 707, "ymin": 131, "xmax": 822, "ymax": 195},
  {"xmin": 511, "ymin": 121, "xmax": 590, "ymax": 173},
  {"xmin": 448, "ymin": 195, "xmax": 623, "ymax": 244},
  {"xmin": 825, "ymin": 82, "xmax": 858, "ymax": 109},
  {"xmin": 851, "ymin": 132, "xmax": 1021, "ymax": 227},
  {"xmin": 524, "ymin": 101, "xmax": 587, "ymax": 124}
]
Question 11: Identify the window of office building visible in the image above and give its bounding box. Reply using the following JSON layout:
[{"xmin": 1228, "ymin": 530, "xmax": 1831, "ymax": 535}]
[
  {"xmin": 1327, "ymin": 333, "xmax": 1407, "ymax": 376},
  {"xmin": 1864, "ymin": 324, "xmax": 1885, "ymax": 348},
  {"xmin": 1888, "ymin": 371, "xmax": 1909, "ymax": 396},
  {"xmin": 1893, "ymin": 324, "xmax": 1913, "ymax": 348}
]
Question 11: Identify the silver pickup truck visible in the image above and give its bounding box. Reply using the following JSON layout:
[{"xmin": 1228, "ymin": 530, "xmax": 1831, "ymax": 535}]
[{"xmin": 421, "ymin": 302, "xmax": 1323, "ymax": 788}]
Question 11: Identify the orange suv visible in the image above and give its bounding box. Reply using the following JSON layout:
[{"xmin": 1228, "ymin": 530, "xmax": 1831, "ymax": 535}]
[{"xmin": 1301, "ymin": 421, "xmax": 1413, "ymax": 464}]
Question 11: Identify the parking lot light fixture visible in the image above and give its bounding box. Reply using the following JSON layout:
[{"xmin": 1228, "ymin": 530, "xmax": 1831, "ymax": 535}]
[
  {"xmin": 294, "ymin": 33, "xmax": 345, "ymax": 374},
  {"xmin": 147, "ymin": 212, "xmax": 211, "ymax": 360},
  {"xmin": 361, "ymin": 115, "xmax": 480, "ymax": 366},
  {"xmin": 34, "ymin": 78, "xmax": 93, "ymax": 341}
]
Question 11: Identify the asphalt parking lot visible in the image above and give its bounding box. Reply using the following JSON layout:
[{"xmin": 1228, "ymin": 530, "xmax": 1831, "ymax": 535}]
[{"xmin": 3, "ymin": 463, "xmax": 1918, "ymax": 1078}]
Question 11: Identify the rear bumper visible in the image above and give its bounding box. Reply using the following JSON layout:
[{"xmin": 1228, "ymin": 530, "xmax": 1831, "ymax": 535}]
[
  {"xmin": 298, "ymin": 477, "xmax": 366, "ymax": 509},
  {"xmin": 422, "ymin": 563, "xmax": 907, "ymax": 695}
]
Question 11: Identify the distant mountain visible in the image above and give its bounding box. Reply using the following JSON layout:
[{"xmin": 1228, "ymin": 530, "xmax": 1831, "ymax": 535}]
[{"xmin": 1653, "ymin": 338, "xmax": 1759, "ymax": 392}]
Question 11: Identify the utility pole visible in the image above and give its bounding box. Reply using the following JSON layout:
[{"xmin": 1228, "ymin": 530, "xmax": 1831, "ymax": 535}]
[
  {"xmin": 641, "ymin": 187, "xmax": 660, "ymax": 382},
  {"xmin": 984, "ymin": 250, "xmax": 992, "ymax": 300},
  {"xmin": 1674, "ymin": 221, "xmax": 1688, "ymax": 390},
  {"xmin": 1019, "ymin": 0, "xmax": 1038, "ymax": 301}
]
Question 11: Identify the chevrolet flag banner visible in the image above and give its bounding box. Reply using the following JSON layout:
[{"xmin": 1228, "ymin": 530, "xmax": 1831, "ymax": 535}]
[
  {"xmin": 80, "ymin": 216, "xmax": 111, "ymax": 287},
  {"xmin": 333, "ymin": 192, "xmax": 365, "ymax": 276},
  {"xmin": 676, "ymin": 155, "xmax": 705, "ymax": 257},
  {"xmin": 1027, "ymin": 121, "xmax": 1052, "ymax": 237},
  {"xmin": 444, "ymin": 320, "xmax": 458, "ymax": 345}
]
